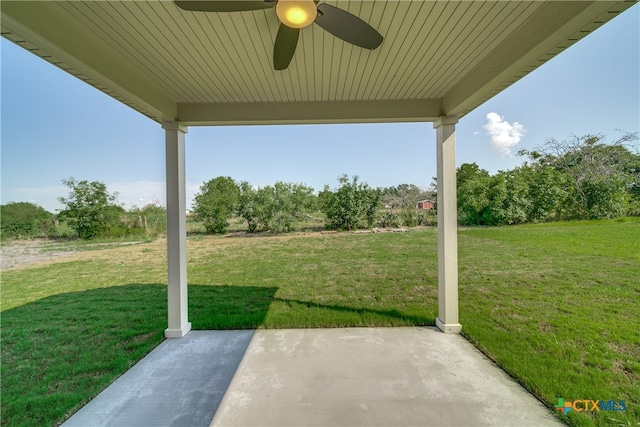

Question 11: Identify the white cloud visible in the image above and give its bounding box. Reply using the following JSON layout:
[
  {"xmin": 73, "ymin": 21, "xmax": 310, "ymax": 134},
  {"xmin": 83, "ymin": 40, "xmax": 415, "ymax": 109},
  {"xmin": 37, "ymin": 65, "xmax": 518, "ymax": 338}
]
[{"xmin": 483, "ymin": 112, "xmax": 526, "ymax": 156}]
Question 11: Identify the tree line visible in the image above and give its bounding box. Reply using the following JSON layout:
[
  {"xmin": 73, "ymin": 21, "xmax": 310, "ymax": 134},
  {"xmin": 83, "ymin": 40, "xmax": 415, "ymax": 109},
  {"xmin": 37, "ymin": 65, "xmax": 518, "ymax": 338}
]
[
  {"xmin": 1, "ymin": 178, "xmax": 166, "ymax": 240},
  {"xmin": 2, "ymin": 132, "xmax": 637, "ymax": 239},
  {"xmin": 193, "ymin": 174, "xmax": 391, "ymax": 234},
  {"xmin": 0, "ymin": 175, "xmax": 431, "ymax": 239},
  {"xmin": 192, "ymin": 174, "xmax": 441, "ymax": 234},
  {"xmin": 456, "ymin": 133, "xmax": 639, "ymax": 225}
]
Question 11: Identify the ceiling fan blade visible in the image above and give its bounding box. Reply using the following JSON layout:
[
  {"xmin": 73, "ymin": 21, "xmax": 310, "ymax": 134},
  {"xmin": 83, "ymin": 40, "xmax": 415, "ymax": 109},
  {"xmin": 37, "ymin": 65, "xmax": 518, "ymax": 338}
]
[
  {"xmin": 314, "ymin": 3, "xmax": 383, "ymax": 50},
  {"xmin": 273, "ymin": 24, "xmax": 299, "ymax": 70},
  {"xmin": 174, "ymin": 1, "xmax": 274, "ymax": 13}
]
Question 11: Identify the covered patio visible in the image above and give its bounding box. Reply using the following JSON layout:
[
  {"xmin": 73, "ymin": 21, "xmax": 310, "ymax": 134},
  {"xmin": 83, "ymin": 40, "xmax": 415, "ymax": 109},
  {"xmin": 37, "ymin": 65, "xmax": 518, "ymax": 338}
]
[
  {"xmin": 3, "ymin": 0, "xmax": 633, "ymax": 338},
  {"xmin": 61, "ymin": 328, "xmax": 562, "ymax": 426},
  {"xmin": 2, "ymin": 1, "xmax": 636, "ymax": 424}
]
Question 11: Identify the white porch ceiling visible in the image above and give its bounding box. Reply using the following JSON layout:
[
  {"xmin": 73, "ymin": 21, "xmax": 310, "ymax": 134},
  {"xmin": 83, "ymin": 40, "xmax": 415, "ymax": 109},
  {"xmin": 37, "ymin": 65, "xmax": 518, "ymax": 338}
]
[{"xmin": 1, "ymin": 1, "xmax": 636, "ymax": 125}]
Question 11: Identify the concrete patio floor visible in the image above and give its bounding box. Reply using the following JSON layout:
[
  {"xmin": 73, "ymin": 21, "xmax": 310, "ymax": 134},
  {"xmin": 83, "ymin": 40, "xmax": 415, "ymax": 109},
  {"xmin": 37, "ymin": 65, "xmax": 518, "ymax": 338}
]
[{"xmin": 62, "ymin": 327, "xmax": 562, "ymax": 427}]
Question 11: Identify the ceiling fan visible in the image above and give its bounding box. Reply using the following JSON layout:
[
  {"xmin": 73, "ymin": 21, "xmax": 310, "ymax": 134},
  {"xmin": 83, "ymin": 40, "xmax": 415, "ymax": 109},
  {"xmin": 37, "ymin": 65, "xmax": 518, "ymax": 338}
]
[{"xmin": 175, "ymin": 1, "xmax": 383, "ymax": 70}]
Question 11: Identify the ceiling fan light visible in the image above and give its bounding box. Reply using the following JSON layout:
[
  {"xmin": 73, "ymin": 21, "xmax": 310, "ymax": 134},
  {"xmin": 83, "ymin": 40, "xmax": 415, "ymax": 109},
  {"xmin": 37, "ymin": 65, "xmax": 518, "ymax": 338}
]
[{"xmin": 276, "ymin": 0, "xmax": 317, "ymax": 29}]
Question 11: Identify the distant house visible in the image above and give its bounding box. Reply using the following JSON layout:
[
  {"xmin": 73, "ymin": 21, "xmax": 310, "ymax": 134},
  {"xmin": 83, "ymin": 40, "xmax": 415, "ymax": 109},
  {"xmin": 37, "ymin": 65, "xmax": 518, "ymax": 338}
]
[{"xmin": 416, "ymin": 199, "xmax": 435, "ymax": 210}]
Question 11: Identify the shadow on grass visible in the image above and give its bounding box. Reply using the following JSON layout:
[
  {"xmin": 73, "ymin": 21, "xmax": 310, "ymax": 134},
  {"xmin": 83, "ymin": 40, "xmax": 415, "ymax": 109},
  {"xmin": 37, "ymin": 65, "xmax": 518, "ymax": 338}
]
[
  {"xmin": 0, "ymin": 284, "xmax": 277, "ymax": 427},
  {"xmin": 2, "ymin": 283, "xmax": 431, "ymax": 426},
  {"xmin": 268, "ymin": 297, "xmax": 434, "ymax": 327}
]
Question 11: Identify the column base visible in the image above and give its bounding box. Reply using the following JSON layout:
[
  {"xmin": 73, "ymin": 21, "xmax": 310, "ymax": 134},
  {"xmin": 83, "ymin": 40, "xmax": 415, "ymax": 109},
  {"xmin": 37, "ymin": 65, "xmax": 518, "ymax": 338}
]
[
  {"xmin": 436, "ymin": 318, "xmax": 462, "ymax": 334},
  {"xmin": 164, "ymin": 322, "xmax": 192, "ymax": 338}
]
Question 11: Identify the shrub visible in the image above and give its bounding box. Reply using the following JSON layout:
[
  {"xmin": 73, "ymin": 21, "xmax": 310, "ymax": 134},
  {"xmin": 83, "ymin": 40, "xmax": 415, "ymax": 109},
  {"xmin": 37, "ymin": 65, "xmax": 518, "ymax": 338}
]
[
  {"xmin": 193, "ymin": 177, "xmax": 240, "ymax": 234},
  {"xmin": 417, "ymin": 211, "xmax": 436, "ymax": 226},
  {"xmin": 128, "ymin": 204, "xmax": 167, "ymax": 236},
  {"xmin": 58, "ymin": 178, "xmax": 122, "ymax": 240},
  {"xmin": 399, "ymin": 208, "xmax": 418, "ymax": 227},
  {"xmin": 0, "ymin": 202, "xmax": 55, "ymax": 239},
  {"xmin": 322, "ymin": 175, "xmax": 382, "ymax": 230},
  {"xmin": 378, "ymin": 212, "xmax": 401, "ymax": 228},
  {"xmin": 238, "ymin": 181, "xmax": 316, "ymax": 233}
]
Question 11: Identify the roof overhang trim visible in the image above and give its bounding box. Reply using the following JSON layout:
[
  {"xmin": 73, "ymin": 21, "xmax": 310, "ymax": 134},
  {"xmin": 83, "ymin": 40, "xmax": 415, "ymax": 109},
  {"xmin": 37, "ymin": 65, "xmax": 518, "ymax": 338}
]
[{"xmin": 177, "ymin": 99, "xmax": 443, "ymax": 126}]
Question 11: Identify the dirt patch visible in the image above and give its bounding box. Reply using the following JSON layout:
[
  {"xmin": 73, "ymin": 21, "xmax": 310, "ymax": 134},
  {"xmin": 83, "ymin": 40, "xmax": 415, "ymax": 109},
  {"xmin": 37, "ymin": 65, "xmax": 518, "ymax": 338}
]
[
  {"xmin": 1, "ymin": 228, "xmax": 425, "ymax": 271},
  {"xmin": 0, "ymin": 240, "xmax": 145, "ymax": 271},
  {"xmin": 538, "ymin": 321, "xmax": 556, "ymax": 334},
  {"xmin": 0, "ymin": 240, "xmax": 78, "ymax": 271}
]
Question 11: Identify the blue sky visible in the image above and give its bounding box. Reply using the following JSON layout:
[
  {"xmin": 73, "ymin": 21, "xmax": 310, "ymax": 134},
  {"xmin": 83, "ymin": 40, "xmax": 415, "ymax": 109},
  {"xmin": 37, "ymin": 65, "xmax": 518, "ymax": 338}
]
[{"xmin": 2, "ymin": 4, "xmax": 638, "ymax": 213}]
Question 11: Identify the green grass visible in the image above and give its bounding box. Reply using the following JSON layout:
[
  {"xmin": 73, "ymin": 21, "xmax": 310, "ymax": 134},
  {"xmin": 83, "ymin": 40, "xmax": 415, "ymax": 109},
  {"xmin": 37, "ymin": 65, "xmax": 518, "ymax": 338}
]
[
  {"xmin": 1, "ymin": 219, "xmax": 638, "ymax": 426},
  {"xmin": 458, "ymin": 219, "xmax": 640, "ymax": 427}
]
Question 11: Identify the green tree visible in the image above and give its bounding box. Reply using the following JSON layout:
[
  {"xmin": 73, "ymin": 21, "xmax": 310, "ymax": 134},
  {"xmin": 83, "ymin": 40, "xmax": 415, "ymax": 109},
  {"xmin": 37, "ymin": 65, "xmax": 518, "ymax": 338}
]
[
  {"xmin": 237, "ymin": 182, "xmax": 260, "ymax": 232},
  {"xmin": 58, "ymin": 178, "xmax": 121, "ymax": 239},
  {"xmin": 458, "ymin": 163, "xmax": 567, "ymax": 226},
  {"xmin": 0, "ymin": 202, "xmax": 55, "ymax": 238},
  {"xmin": 456, "ymin": 163, "xmax": 492, "ymax": 225},
  {"xmin": 268, "ymin": 182, "xmax": 316, "ymax": 232},
  {"xmin": 193, "ymin": 176, "xmax": 240, "ymax": 234},
  {"xmin": 237, "ymin": 181, "xmax": 315, "ymax": 233},
  {"xmin": 515, "ymin": 163, "xmax": 568, "ymax": 222},
  {"xmin": 363, "ymin": 186, "xmax": 383, "ymax": 228},
  {"xmin": 318, "ymin": 185, "xmax": 334, "ymax": 213},
  {"xmin": 457, "ymin": 133, "xmax": 639, "ymax": 226},
  {"xmin": 520, "ymin": 133, "xmax": 639, "ymax": 219},
  {"xmin": 322, "ymin": 175, "xmax": 382, "ymax": 230},
  {"xmin": 492, "ymin": 169, "xmax": 530, "ymax": 225},
  {"xmin": 482, "ymin": 173, "xmax": 508, "ymax": 225}
]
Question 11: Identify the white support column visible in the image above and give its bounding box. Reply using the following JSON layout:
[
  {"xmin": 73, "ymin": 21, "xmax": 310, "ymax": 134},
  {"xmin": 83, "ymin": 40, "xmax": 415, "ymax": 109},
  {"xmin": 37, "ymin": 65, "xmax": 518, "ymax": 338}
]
[
  {"xmin": 434, "ymin": 116, "xmax": 462, "ymax": 334},
  {"xmin": 163, "ymin": 121, "xmax": 191, "ymax": 338}
]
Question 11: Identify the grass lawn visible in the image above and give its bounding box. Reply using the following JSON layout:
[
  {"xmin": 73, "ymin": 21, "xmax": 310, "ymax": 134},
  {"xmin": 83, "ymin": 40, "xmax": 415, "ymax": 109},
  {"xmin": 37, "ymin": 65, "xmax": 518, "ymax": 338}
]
[{"xmin": 1, "ymin": 219, "xmax": 638, "ymax": 426}]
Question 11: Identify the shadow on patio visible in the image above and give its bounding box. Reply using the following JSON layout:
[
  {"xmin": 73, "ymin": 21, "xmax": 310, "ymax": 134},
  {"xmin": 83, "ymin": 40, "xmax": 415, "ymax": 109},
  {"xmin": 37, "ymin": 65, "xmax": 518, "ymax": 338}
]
[{"xmin": 2, "ymin": 283, "xmax": 437, "ymax": 425}]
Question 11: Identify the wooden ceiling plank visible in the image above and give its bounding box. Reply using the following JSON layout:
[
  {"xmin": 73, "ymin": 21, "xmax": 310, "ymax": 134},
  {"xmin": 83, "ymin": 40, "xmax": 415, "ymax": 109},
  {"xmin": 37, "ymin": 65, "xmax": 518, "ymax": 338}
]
[
  {"xmin": 3, "ymin": 0, "xmax": 635, "ymax": 123},
  {"xmin": 396, "ymin": 1, "xmax": 470, "ymax": 100},
  {"xmin": 425, "ymin": 1, "xmax": 504, "ymax": 98},
  {"xmin": 141, "ymin": 2, "xmax": 220, "ymax": 102},
  {"xmin": 385, "ymin": 0, "xmax": 449, "ymax": 101},
  {"xmin": 442, "ymin": 1, "xmax": 628, "ymax": 116},
  {"xmin": 320, "ymin": 17, "xmax": 335, "ymax": 101},
  {"xmin": 383, "ymin": 0, "xmax": 440, "ymax": 100},
  {"xmin": 155, "ymin": 1, "xmax": 240, "ymax": 102},
  {"xmin": 182, "ymin": 12, "xmax": 241, "ymax": 102},
  {"xmin": 206, "ymin": 12, "xmax": 262, "ymax": 102},
  {"xmin": 342, "ymin": 1, "xmax": 370, "ymax": 101},
  {"xmin": 421, "ymin": 0, "xmax": 500, "ymax": 99},
  {"xmin": 309, "ymin": 19, "xmax": 321, "ymax": 101},
  {"xmin": 332, "ymin": 2, "xmax": 361, "ymax": 101},
  {"xmin": 360, "ymin": 0, "xmax": 408, "ymax": 100},
  {"xmin": 212, "ymin": 13, "xmax": 259, "ymax": 102},
  {"xmin": 374, "ymin": 0, "xmax": 435, "ymax": 100},
  {"xmin": 251, "ymin": 11, "xmax": 282, "ymax": 101},
  {"xmin": 346, "ymin": 0, "xmax": 386, "ymax": 100},
  {"xmin": 230, "ymin": 11, "xmax": 275, "ymax": 101},
  {"xmin": 428, "ymin": 1, "xmax": 541, "ymax": 99},
  {"xmin": 327, "ymin": 1, "xmax": 348, "ymax": 101},
  {"xmin": 300, "ymin": 19, "xmax": 313, "ymax": 101},
  {"xmin": 1, "ymin": 1, "xmax": 177, "ymax": 120},
  {"xmin": 60, "ymin": 2, "xmax": 188, "ymax": 101}
]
